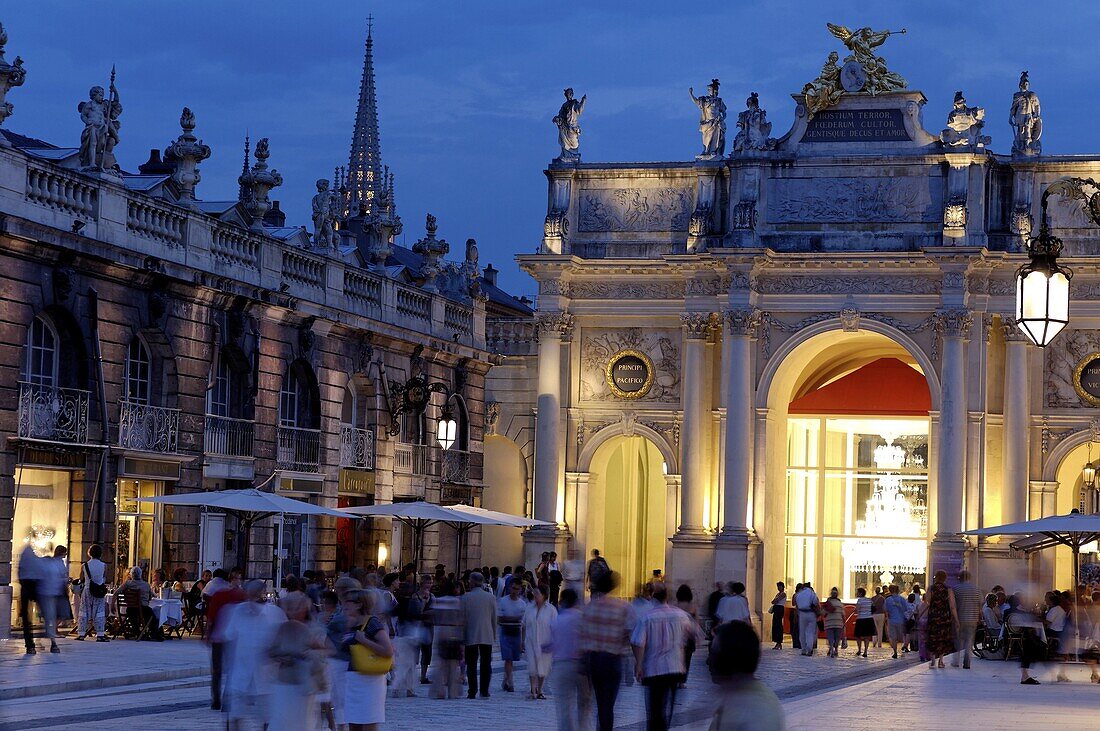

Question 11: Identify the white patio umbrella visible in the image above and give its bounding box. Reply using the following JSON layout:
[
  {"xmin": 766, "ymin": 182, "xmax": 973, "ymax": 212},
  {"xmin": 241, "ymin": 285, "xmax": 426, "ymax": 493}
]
[
  {"xmin": 964, "ymin": 509, "xmax": 1100, "ymax": 658},
  {"xmin": 339, "ymin": 500, "xmax": 551, "ymax": 569},
  {"xmin": 138, "ymin": 488, "xmax": 355, "ymax": 588}
]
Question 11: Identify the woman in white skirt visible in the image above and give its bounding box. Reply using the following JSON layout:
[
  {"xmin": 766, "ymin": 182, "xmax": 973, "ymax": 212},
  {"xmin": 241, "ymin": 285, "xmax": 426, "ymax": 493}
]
[
  {"xmin": 521, "ymin": 586, "xmax": 558, "ymax": 699},
  {"xmin": 341, "ymin": 588, "xmax": 393, "ymax": 731}
]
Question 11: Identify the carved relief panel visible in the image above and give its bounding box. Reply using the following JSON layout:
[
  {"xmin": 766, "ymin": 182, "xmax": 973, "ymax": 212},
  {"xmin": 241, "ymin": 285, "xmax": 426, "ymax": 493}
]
[
  {"xmin": 1046, "ymin": 329, "xmax": 1100, "ymax": 408},
  {"xmin": 577, "ymin": 185, "xmax": 693, "ymax": 233},
  {"xmin": 578, "ymin": 327, "xmax": 681, "ymax": 403},
  {"xmin": 766, "ymin": 176, "xmax": 942, "ymax": 224}
]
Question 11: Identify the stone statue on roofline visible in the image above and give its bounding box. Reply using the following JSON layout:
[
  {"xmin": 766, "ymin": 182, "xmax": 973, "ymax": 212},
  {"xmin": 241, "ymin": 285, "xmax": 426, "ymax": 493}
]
[
  {"xmin": 1010, "ymin": 70, "xmax": 1042, "ymax": 156},
  {"xmin": 689, "ymin": 78, "xmax": 727, "ymax": 160},
  {"xmin": 801, "ymin": 23, "xmax": 908, "ymax": 118},
  {"xmin": 0, "ymin": 22, "xmax": 27, "ymax": 140},
  {"xmin": 553, "ymin": 87, "xmax": 586, "ymax": 162},
  {"xmin": 733, "ymin": 92, "xmax": 776, "ymax": 153},
  {"xmin": 802, "ymin": 52, "xmax": 843, "ymax": 119},
  {"xmin": 941, "ymin": 91, "xmax": 991, "ymax": 149},
  {"xmin": 312, "ymin": 178, "xmax": 339, "ymax": 250},
  {"xmin": 78, "ymin": 69, "xmax": 123, "ymax": 172}
]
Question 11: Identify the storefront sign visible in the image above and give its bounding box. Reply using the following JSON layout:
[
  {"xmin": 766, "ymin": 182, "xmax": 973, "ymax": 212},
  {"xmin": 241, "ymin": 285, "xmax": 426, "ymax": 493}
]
[
  {"xmin": 442, "ymin": 486, "xmax": 475, "ymax": 504},
  {"xmin": 18, "ymin": 446, "xmax": 87, "ymax": 470},
  {"xmin": 802, "ymin": 109, "xmax": 912, "ymax": 143},
  {"xmin": 605, "ymin": 349, "xmax": 654, "ymax": 399},
  {"xmin": 1074, "ymin": 352, "xmax": 1100, "ymax": 406},
  {"xmin": 339, "ymin": 469, "xmax": 376, "ymax": 497},
  {"xmin": 277, "ymin": 476, "xmax": 323, "ymax": 495}
]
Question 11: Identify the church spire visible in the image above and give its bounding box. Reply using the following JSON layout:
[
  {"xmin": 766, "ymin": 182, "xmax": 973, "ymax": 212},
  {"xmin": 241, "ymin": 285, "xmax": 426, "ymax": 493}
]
[{"xmin": 345, "ymin": 15, "xmax": 385, "ymax": 218}]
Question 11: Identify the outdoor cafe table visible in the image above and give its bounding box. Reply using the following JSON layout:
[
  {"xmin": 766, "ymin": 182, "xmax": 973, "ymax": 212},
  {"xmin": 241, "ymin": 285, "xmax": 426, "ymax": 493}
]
[{"xmin": 149, "ymin": 598, "xmax": 183, "ymax": 628}]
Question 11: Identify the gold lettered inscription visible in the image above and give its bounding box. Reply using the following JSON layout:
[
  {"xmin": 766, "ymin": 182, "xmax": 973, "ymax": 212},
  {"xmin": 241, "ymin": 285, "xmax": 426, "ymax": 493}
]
[
  {"xmin": 606, "ymin": 349, "xmax": 654, "ymax": 400},
  {"xmin": 1073, "ymin": 352, "xmax": 1100, "ymax": 406}
]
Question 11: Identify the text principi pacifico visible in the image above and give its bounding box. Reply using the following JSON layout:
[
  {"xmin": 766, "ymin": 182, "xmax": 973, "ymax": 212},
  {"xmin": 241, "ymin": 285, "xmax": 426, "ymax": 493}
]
[{"xmin": 605, "ymin": 349, "xmax": 654, "ymax": 399}]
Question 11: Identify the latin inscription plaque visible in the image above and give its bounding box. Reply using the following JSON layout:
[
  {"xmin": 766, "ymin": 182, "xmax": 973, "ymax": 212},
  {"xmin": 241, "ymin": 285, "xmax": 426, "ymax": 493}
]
[
  {"xmin": 606, "ymin": 349, "xmax": 654, "ymax": 400},
  {"xmin": 1074, "ymin": 352, "xmax": 1100, "ymax": 406},
  {"xmin": 803, "ymin": 108, "xmax": 912, "ymax": 143}
]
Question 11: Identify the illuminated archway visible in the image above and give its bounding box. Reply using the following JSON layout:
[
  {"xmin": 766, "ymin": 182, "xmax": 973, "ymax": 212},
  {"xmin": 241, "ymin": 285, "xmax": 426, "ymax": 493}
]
[{"xmin": 758, "ymin": 322, "xmax": 938, "ymax": 601}]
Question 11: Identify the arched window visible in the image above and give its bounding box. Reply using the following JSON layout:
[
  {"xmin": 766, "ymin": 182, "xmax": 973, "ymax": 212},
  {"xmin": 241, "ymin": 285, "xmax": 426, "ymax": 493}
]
[
  {"xmin": 341, "ymin": 386, "xmax": 356, "ymax": 427},
  {"xmin": 279, "ymin": 360, "xmax": 320, "ymax": 430},
  {"xmin": 280, "ymin": 368, "xmax": 301, "ymax": 428},
  {"xmin": 124, "ymin": 338, "xmax": 151, "ymax": 404},
  {"xmin": 206, "ymin": 351, "xmax": 248, "ymax": 419},
  {"xmin": 24, "ymin": 315, "xmax": 58, "ymax": 388},
  {"xmin": 453, "ymin": 395, "xmax": 470, "ymax": 452}
]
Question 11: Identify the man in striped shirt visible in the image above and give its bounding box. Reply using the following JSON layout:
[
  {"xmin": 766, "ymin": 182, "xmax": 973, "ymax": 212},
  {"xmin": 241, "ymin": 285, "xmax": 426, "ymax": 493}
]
[
  {"xmin": 580, "ymin": 571, "xmax": 633, "ymax": 731},
  {"xmin": 951, "ymin": 570, "xmax": 983, "ymax": 669},
  {"xmin": 631, "ymin": 583, "xmax": 693, "ymax": 731}
]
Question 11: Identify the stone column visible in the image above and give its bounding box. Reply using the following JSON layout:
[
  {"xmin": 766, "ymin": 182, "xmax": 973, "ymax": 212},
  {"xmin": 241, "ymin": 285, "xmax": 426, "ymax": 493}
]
[
  {"xmin": 532, "ymin": 312, "xmax": 572, "ymax": 526},
  {"xmin": 932, "ymin": 310, "xmax": 970, "ymax": 569},
  {"xmin": 721, "ymin": 308, "xmax": 758, "ymax": 536},
  {"xmin": 677, "ymin": 313, "xmax": 713, "ymax": 534},
  {"xmin": 1002, "ymin": 320, "xmax": 1031, "ymax": 525}
]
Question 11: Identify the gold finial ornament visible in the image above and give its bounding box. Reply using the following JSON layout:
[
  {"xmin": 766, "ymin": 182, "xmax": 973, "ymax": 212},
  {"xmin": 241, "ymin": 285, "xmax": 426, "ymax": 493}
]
[{"xmin": 802, "ymin": 24, "xmax": 909, "ymax": 119}]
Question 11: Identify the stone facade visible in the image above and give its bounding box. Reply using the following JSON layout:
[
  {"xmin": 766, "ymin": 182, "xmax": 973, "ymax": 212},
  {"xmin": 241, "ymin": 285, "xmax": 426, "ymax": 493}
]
[
  {"xmin": 487, "ymin": 44, "xmax": 1100, "ymax": 617},
  {"xmin": 0, "ymin": 22, "xmax": 529, "ymax": 633}
]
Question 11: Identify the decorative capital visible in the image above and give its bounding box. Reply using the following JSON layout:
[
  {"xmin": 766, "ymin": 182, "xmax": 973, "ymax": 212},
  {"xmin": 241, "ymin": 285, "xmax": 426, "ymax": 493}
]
[
  {"xmin": 725, "ymin": 307, "xmax": 762, "ymax": 337},
  {"xmin": 1000, "ymin": 315, "xmax": 1029, "ymax": 343},
  {"xmin": 535, "ymin": 311, "xmax": 574, "ymax": 341},
  {"xmin": 680, "ymin": 312, "xmax": 716, "ymax": 339},
  {"xmin": 935, "ymin": 309, "xmax": 973, "ymax": 339}
]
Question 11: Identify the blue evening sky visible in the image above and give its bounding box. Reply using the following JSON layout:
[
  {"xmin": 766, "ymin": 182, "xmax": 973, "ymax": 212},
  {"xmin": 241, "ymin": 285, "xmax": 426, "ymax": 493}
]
[{"xmin": 4, "ymin": 1, "xmax": 1099, "ymax": 296}]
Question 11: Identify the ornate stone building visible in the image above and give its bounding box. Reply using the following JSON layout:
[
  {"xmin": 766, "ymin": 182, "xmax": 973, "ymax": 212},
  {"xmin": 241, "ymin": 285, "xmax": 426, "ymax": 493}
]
[
  {"xmin": 486, "ymin": 27, "xmax": 1100, "ymax": 615},
  {"xmin": 0, "ymin": 22, "xmax": 529, "ymax": 631}
]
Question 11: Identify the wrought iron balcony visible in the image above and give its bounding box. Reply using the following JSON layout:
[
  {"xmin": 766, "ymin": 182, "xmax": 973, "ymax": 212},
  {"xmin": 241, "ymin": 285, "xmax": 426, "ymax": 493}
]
[
  {"xmin": 277, "ymin": 425, "xmax": 322, "ymax": 473},
  {"xmin": 394, "ymin": 442, "xmax": 431, "ymax": 476},
  {"xmin": 340, "ymin": 424, "xmax": 375, "ymax": 470},
  {"xmin": 117, "ymin": 400, "xmax": 181, "ymax": 453},
  {"xmin": 204, "ymin": 414, "xmax": 254, "ymax": 458},
  {"xmin": 441, "ymin": 449, "xmax": 471, "ymax": 484},
  {"xmin": 17, "ymin": 382, "xmax": 90, "ymax": 444}
]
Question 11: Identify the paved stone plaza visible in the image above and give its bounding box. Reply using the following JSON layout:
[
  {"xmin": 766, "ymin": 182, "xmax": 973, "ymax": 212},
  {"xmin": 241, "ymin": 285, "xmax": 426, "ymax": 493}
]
[{"xmin": 3, "ymin": 635, "xmax": 1098, "ymax": 730}]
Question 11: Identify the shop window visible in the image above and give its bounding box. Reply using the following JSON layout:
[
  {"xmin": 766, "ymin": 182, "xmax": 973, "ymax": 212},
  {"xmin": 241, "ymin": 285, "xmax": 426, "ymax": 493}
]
[{"xmin": 115, "ymin": 479, "xmax": 162, "ymax": 582}]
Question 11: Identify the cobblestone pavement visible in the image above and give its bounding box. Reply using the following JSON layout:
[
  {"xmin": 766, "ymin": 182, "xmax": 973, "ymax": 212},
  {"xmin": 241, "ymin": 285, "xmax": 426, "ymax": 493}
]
[{"xmin": 1, "ymin": 633, "xmax": 915, "ymax": 730}]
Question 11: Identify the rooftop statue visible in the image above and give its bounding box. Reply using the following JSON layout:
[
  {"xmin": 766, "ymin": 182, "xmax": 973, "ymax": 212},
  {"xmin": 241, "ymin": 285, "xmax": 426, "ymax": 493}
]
[
  {"xmin": 802, "ymin": 24, "xmax": 908, "ymax": 118},
  {"xmin": 0, "ymin": 22, "xmax": 27, "ymax": 138},
  {"xmin": 78, "ymin": 69, "xmax": 123, "ymax": 172},
  {"xmin": 552, "ymin": 87, "xmax": 586, "ymax": 162},
  {"xmin": 1010, "ymin": 70, "xmax": 1042, "ymax": 156},
  {"xmin": 312, "ymin": 178, "xmax": 339, "ymax": 250},
  {"xmin": 941, "ymin": 91, "xmax": 991, "ymax": 149},
  {"xmin": 689, "ymin": 78, "xmax": 727, "ymax": 160},
  {"xmin": 732, "ymin": 92, "xmax": 776, "ymax": 153}
]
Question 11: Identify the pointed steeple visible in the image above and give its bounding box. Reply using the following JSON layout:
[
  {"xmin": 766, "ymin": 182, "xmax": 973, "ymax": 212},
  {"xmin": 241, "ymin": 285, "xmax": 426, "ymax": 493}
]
[
  {"xmin": 237, "ymin": 134, "xmax": 251, "ymax": 203},
  {"xmin": 345, "ymin": 16, "xmax": 385, "ymax": 218}
]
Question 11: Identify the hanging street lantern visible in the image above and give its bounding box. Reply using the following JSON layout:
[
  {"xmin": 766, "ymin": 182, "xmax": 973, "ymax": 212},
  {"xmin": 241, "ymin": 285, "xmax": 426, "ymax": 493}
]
[
  {"xmin": 437, "ymin": 404, "xmax": 458, "ymax": 451},
  {"xmin": 1015, "ymin": 177, "xmax": 1100, "ymax": 346}
]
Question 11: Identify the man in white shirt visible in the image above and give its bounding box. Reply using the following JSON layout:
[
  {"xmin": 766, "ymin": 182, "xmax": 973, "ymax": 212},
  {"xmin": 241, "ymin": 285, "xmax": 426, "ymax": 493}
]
[
  {"xmin": 631, "ymin": 584, "xmax": 693, "ymax": 731},
  {"xmin": 716, "ymin": 581, "xmax": 752, "ymax": 625},
  {"xmin": 794, "ymin": 582, "xmax": 820, "ymax": 656},
  {"xmin": 223, "ymin": 580, "xmax": 286, "ymax": 728},
  {"xmin": 76, "ymin": 543, "xmax": 109, "ymax": 642}
]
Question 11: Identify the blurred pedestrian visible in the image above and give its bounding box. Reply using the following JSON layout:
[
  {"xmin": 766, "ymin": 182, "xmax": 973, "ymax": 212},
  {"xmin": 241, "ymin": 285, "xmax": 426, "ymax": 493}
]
[
  {"xmin": 793, "ymin": 582, "xmax": 820, "ymax": 656},
  {"xmin": 563, "ymin": 548, "xmax": 586, "ymax": 596},
  {"xmin": 884, "ymin": 585, "xmax": 909, "ymax": 659},
  {"xmin": 870, "ymin": 586, "xmax": 886, "ymax": 648},
  {"xmin": 822, "ymin": 587, "xmax": 844, "ymax": 658},
  {"xmin": 205, "ymin": 568, "xmax": 244, "ymax": 711},
  {"xmin": 768, "ymin": 582, "xmax": 787, "ymax": 650},
  {"xmin": 706, "ymin": 622, "xmax": 785, "ymax": 731},
  {"xmin": 631, "ymin": 583, "xmax": 692, "ymax": 731},
  {"xmin": 39, "ymin": 545, "xmax": 70, "ymax": 654},
  {"xmin": 951, "ymin": 570, "xmax": 982, "ymax": 669},
  {"xmin": 268, "ymin": 592, "xmax": 326, "ymax": 731},
  {"xmin": 580, "ymin": 571, "xmax": 632, "ymax": 731},
  {"xmin": 675, "ymin": 584, "xmax": 700, "ymax": 687},
  {"xmin": 853, "ymin": 587, "xmax": 873, "ymax": 657},
  {"xmin": 549, "ymin": 589, "xmax": 592, "ymax": 730},
  {"xmin": 716, "ymin": 582, "xmax": 750, "ymax": 626},
  {"xmin": 497, "ymin": 576, "xmax": 528, "ymax": 692},
  {"xmin": 462, "ymin": 571, "xmax": 497, "ymax": 699},
  {"xmin": 76, "ymin": 543, "xmax": 109, "ymax": 642},
  {"xmin": 587, "ymin": 549, "xmax": 610, "ymax": 590},
  {"xmin": 341, "ymin": 588, "xmax": 393, "ymax": 730},
  {"xmin": 430, "ymin": 580, "xmax": 464, "ymax": 699},
  {"xmin": 18, "ymin": 540, "xmax": 43, "ymax": 655},
  {"xmin": 223, "ymin": 579, "xmax": 286, "ymax": 730},
  {"xmin": 788, "ymin": 583, "xmax": 803, "ymax": 651},
  {"xmin": 926, "ymin": 570, "xmax": 958, "ymax": 669},
  {"xmin": 408, "ymin": 575, "xmax": 435, "ymax": 685},
  {"xmin": 523, "ymin": 585, "xmax": 558, "ymax": 699}
]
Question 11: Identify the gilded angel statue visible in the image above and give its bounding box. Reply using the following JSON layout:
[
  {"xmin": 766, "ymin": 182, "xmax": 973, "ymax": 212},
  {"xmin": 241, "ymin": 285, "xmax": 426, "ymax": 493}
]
[{"xmin": 826, "ymin": 23, "xmax": 906, "ymax": 65}]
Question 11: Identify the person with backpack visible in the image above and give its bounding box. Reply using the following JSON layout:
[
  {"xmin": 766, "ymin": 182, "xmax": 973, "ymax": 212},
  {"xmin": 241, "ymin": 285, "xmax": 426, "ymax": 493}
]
[{"xmin": 76, "ymin": 543, "xmax": 109, "ymax": 642}]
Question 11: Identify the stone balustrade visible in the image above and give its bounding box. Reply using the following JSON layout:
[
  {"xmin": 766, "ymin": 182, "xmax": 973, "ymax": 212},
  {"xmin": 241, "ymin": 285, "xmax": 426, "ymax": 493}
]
[
  {"xmin": 2, "ymin": 146, "xmax": 484, "ymax": 348},
  {"xmin": 486, "ymin": 317, "xmax": 538, "ymax": 355}
]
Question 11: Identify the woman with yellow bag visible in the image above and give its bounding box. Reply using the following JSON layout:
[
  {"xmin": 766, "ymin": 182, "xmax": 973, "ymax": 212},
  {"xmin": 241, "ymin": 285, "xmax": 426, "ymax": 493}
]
[{"xmin": 341, "ymin": 588, "xmax": 394, "ymax": 730}]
